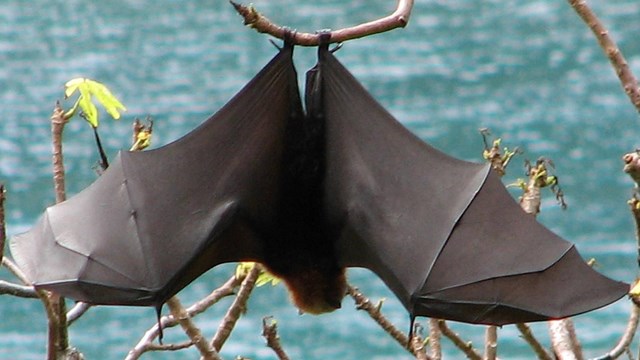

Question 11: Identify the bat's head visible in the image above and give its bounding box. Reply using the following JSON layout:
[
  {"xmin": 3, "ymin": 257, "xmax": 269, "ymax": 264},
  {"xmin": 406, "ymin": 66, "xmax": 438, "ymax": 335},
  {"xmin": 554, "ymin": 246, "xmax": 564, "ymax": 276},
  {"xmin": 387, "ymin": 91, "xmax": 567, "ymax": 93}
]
[{"xmin": 281, "ymin": 267, "xmax": 347, "ymax": 314}]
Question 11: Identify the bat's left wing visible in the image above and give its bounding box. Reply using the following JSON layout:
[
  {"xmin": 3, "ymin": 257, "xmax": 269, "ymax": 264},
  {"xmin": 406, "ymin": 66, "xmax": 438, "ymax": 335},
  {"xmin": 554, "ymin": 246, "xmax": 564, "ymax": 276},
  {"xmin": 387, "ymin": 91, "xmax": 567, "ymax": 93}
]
[
  {"xmin": 10, "ymin": 45, "xmax": 301, "ymax": 307},
  {"xmin": 315, "ymin": 46, "xmax": 627, "ymax": 325}
]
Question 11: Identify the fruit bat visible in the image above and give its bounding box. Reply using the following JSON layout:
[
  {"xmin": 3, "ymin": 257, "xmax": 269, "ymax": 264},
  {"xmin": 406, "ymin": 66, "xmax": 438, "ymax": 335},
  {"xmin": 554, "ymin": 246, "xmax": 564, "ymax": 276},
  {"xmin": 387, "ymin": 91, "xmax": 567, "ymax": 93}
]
[{"xmin": 10, "ymin": 37, "xmax": 627, "ymax": 332}]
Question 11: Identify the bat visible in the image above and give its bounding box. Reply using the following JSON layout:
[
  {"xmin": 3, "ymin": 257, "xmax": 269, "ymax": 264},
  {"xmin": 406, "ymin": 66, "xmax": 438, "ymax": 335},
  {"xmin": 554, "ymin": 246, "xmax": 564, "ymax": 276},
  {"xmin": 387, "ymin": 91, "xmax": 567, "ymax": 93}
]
[{"xmin": 10, "ymin": 37, "xmax": 627, "ymax": 335}]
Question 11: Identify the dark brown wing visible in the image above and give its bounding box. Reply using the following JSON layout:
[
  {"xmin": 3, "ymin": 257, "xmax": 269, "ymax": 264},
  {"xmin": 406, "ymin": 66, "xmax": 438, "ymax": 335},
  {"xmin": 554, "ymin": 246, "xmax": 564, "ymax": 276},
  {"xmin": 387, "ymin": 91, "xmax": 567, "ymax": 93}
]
[
  {"xmin": 318, "ymin": 46, "xmax": 627, "ymax": 324},
  {"xmin": 10, "ymin": 45, "xmax": 301, "ymax": 307}
]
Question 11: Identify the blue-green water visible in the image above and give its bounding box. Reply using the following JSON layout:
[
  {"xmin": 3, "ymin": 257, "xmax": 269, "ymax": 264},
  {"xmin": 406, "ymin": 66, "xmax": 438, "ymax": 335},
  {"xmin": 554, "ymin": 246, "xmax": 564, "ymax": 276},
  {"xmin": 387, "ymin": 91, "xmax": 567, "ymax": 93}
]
[{"xmin": 1, "ymin": 0, "xmax": 639, "ymax": 359}]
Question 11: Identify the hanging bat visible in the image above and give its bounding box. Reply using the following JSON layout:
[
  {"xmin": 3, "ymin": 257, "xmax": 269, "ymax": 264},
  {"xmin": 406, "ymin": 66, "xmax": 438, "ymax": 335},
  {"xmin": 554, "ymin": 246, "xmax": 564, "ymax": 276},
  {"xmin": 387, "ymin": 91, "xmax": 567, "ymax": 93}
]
[{"xmin": 10, "ymin": 37, "xmax": 627, "ymax": 333}]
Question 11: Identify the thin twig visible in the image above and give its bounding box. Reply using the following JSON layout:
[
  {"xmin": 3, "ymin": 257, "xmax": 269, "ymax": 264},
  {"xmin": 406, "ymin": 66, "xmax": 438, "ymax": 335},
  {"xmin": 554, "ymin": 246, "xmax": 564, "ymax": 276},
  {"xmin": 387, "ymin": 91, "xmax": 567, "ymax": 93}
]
[
  {"xmin": 623, "ymin": 151, "xmax": 640, "ymax": 267},
  {"xmin": 591, "ymin": 304, "xmax": 639, "ymax": 360},
  {"xmin": 262, "ymin": 317, "xmax": 290, "ymax": 360},
  {"xmin": 209, "ymin": 263, "xmax": 261, "ymax": 353},
  {"xmin": 567, "ymin": 0, "xmax": 640, "ymax": 112},
  {"xmin": 141, "ymin": 340, "xmax": 194, "ymax": 352},
  {"xmin": 51, "ymin": 102, "xmax": 67, "ymax": 204},
  {"xmin": 516, "ymin": 323, "xmax": 553, "ymax": 360},
  {"xmin": 2, "ymin": 257, "xmax": 30, "ymax": 285},
  {"xmin": 0, "ymin": 184, "xmax": 5, "ymax": 263},
  {"xmin": 66, "ymin": 302, "xmax": 92, "ymax": 326},
  {"xmin": 437, "ymin": 319, "xmax": 482, "ymax": 360},
  {"xmin": 410, "ymin": 324, "xmax": 430, "ymax": 360},
  {"xmin": 48, "ymin": 101, "xmax": 70, "ymax": 360},
  {"xmin": 429, "ymin": 318, "xmax": 442, "ymax": 360},
  {"xmin": 126, "ymin": 313, "xmax": 184, "ymax": 360},
  {"xmin": 549, "ymin": 319, "xmax": 583, "ymax": 360},
  {"xmin": 127, "ymin": 275, "xmax": 241, "ymax": 360},
  {"xmin": 484, "ymin": 325, "xmax": 498, "ymax": 360},
  {"xmin": 346, "ymin": 285, "xmax": 409, "ymax": 351},
  {"xmin": 230, "ymin": 0, "xmax": 414, "ymax": 46},
  {"xmin": 0, "ymin": 280, "xmax": 38, "ymax": 298},
  {"xmin": 166, "ymin": 296, "xmax": 221, "ymax": 360}
]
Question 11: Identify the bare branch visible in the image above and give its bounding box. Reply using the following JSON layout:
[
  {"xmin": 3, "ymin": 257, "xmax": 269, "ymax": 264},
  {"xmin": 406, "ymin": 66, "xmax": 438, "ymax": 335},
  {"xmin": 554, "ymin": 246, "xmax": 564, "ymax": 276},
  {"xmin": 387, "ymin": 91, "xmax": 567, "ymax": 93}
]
[
  {"xmin": 549, "ymin": 319, "xmax": 583, "ymax": 360},
  {"xmin": 141, "ymin": 340, "xmax": 194, "ymax": 352},
  {"xmin": 209, "ymin": 263, "xmax": 261, "ymax": 353},
  {"xmin": 44, "ymin": 101, "xmax": 73, "ymax": 359},
  {"xmin": 484, "ymin": 325, "xmax": 498, "ymax": 360},
  {"xmin": 126, "ymin": 315, "xmax": 178, "ymax": 360},
  {"xmin": 591, "ymin": 304, "xmax": 639, "ymax": 360},
  {"xmin": 428, "ymin": 318, "xmax": 442, "ymax": 360},
  {"xmin": 410, "ymin": 324, "xmax": 429, "ymax": 360},
  {"xmin": 0, "ymin": 184, "xmax": 6, "ymax": 263},
  {"xmin": 346, "ymin": 285, "xmax": 409, "ymax": 352},
  {"xmin": 2, "ymin": 257, "xmax": 31, "ymax": 285},
  {"xmin": 51, "ymin": 102, "xmax": 68, "ymax": 204},
  {"xmin": 516, "ymin": 323, "xmax": 553, "ymax": 360},
  {"xmin": 567, "ymin": 0, "xmax": 640, "ymax": 112},
  {"xmin": 66, "ymin": 302, "xmax": 92, "ymax": 325},
  {"xmin": 230, "ymin": 0, "xmax": 414, "ymax": 46},
  {"xmin": 262, "ymin": 317, "xmax": 290, "ymax": 360},
  {"xmin": 0, "ymin": 280, "xmax": 38, "ymax": 298},
  {"xmin": 437, "ymin": 320, "xmax": 482, "ymax": 360},
  {"xmin": 166, "ymin": 296, "xmax": 221, "ymax": 360},
  {"xmin": 127, "ymin": 274, "xmax": 241, "ymax": 359}
]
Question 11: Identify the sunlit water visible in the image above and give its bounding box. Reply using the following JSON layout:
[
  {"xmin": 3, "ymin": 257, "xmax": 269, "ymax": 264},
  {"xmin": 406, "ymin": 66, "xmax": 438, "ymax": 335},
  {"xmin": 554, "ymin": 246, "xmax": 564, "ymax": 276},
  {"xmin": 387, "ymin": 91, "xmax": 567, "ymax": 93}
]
[{"xmin": 1, "ymin": 1, "xmax": 640, "ymax": 359}]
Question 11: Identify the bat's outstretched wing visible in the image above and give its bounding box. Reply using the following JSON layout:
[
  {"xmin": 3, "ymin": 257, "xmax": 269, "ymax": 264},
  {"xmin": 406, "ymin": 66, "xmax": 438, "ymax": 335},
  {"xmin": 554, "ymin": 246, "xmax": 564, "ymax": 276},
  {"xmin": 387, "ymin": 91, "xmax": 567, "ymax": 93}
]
[
  {"xmin": 317, "ymin": 47, "xmax": 627, "ymax": 324},
  {"xmin": 10, "ymin": 45, "xmax": 301, "ymax": 307}
]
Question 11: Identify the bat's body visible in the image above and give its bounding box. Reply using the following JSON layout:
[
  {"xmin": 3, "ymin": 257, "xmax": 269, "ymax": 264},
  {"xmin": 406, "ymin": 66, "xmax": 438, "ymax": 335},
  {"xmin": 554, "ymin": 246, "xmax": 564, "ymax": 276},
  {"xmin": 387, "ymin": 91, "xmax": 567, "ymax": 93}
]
[{"xmin": 11, "ymin": 40, "xmax": 627, "ymax": 328}]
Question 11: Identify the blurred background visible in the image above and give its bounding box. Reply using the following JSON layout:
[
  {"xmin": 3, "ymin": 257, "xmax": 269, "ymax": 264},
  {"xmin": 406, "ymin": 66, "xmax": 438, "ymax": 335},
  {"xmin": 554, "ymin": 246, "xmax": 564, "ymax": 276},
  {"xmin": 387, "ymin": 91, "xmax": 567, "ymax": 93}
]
[{"xmin": 1, "ymin": 0, "xmax": 639, "ymax": 358}]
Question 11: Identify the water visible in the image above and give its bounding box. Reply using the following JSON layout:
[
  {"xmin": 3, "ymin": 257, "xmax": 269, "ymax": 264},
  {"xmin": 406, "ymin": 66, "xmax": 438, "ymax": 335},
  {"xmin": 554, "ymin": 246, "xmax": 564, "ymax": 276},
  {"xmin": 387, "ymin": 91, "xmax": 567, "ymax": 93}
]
[{"xmin": 1, "ymin": 0, "xmax": 639, "ymax": 358}]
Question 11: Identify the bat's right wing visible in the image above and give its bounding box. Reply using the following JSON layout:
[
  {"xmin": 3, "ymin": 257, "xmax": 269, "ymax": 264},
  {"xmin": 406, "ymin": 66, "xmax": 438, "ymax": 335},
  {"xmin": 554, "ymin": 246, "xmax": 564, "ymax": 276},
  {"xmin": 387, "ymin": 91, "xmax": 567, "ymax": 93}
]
[
  {"xmin": 318, "ymin": 46, "xmax": 627, "ymax": 325},
  {"xmin": 10, "ymin": 45, "xmax": 301, "ymax": 307}
]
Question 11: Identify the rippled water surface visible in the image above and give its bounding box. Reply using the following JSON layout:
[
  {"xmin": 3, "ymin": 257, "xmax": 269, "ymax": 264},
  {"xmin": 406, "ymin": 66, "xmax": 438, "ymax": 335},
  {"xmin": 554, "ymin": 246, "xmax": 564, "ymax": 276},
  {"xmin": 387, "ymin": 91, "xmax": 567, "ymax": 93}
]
[{"xmin": 2, "ymin": 1, "xmax": 640, "ymax": 359}]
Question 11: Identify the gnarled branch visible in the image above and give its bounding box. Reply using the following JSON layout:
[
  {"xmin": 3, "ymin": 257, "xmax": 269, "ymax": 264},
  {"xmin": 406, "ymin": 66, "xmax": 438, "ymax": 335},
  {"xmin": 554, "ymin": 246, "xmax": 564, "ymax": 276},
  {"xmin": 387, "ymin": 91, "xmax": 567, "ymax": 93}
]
[
  {"xmin": 567, "ymin": 0, "xmax": 640, "ymax": 112},
  {"xmin": 230, "ymin": 0, "xmax": 414, "ymax": 46},
  {"xmin": 262, "ymin": 317, "xmax": 290, "ymax": 360}
]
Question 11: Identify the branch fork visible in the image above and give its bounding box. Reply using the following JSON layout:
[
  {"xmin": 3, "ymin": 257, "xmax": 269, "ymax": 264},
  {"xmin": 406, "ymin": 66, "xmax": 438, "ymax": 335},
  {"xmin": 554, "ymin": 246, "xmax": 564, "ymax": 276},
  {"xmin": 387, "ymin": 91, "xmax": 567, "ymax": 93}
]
[{"xmin": 230, "ymin": 0, "xmax": 414, "ymax": 46}]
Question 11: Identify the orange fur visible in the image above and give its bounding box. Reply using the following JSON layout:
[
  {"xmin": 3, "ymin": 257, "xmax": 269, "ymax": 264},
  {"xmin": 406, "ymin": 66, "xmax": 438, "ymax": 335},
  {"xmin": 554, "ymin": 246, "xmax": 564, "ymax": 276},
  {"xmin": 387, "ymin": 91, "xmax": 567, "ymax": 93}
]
[{"xmin": 280, "ymin": 268, "xmax": 347, "ymax": 314}]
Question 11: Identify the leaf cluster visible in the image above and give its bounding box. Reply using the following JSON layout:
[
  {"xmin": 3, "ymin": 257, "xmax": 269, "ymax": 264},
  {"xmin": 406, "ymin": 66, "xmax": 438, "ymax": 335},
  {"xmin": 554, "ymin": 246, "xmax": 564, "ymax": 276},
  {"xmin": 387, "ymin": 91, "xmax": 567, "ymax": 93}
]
[{"xmin": 64, "ymin": 78, "xmax": 126, "ymax": 127}]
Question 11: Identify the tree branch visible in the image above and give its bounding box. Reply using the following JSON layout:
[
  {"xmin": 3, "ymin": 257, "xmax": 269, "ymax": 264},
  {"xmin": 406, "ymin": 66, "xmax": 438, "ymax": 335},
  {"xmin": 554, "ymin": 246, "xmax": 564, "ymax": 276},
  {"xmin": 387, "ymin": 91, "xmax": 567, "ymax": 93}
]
[
  {"xmin": 567, "ymin": 0, "xmax": 640, "ymax": 112},
  {"xmin": 230, "ymin": 0, "xmax": 414, "ymax": 46},
  {"xmin": 166, "ymin": 296, "xmax": 222, "ymax": 360},
  {"xmin": 66, "ymin": 302, "xmax": 92, "ymax": 325},
  {"xmin": 346, "ymin": 284, "xmax": 431, "ymax": 358},
  {"xmin": 591, "ymin": 304, "xmax": 639, "ymax": 360},
  {"xmin": 0, "ymin": 184, "xmax": 5, "ymax": 263},
  {"xmin": 51, "ymin": 102, "xmax": 67, "ymax": 204},
  {"xmin": 48, "ymin": 101, "xmax": 70, "ymax": 360},
  {"xmin": 484, "ymin": 325, "xmax": 498, "ymax": 360},
  {"xmin": 436, "ymin": 320, "xmax": 482, "ymax": 360},
  {"xmin": 410, "ymin": 324, "xmax": 429, "ymax": 360},
  {"xmin": 516, "ymin": 323, "xmax": 553, "ymax": 360},
  {"xmin": 346, "ymin": 285, "xmax": 408, "ymax": 352},
  {"xmin": 209, "ymin": 263, "xmax": 261, "ymax": 353},
  {"xmin": 0, "ymin": 280, "xmax": 38, "ymax": 298},
  {"xmin": 2, "ymin": 257, "xmax": 30, "ymax": 285},
  {"xmin": 428, "ymin": 318, "xmax": 442, "ymax": 360},
  {"xmin": 127, "ymin": 274, "xmax": 241, "ymax": 359},
  {"xmin": 549, "ymin": 319, "xmax": 583, "ymax": 360},
  {"xmin": 139, "ymin": 340, "xmax": 194, "ymax": 352},
  {"xmin": 262, "ymin": 317, "xmax": 290, "ymax": 360}
]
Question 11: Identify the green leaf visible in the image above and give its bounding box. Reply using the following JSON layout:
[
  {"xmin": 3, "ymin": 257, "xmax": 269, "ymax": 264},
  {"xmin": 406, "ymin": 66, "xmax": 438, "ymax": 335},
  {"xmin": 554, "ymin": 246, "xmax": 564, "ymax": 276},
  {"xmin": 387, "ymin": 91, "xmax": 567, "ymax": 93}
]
[
  {"xmin": 255, "ymin": 272, "xmax": 281, "ymax": 287},
  {"xmin": 63, "ymin": 78, "xmax": 126, "ymax": 127},
  {"xmin": 88, "ymin": 80, "xmax": 126, "ymax": 120},
  {"xmin": 235, "ymin": 262, "xmax": 281, "ymax": 287},
  {"xmin": 79, "ymin": 85, "xmax": 99, "ymax": 127},
  {"xmin": 64, "ymin": 78, "xmax": 85, "ymax": 98}
]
